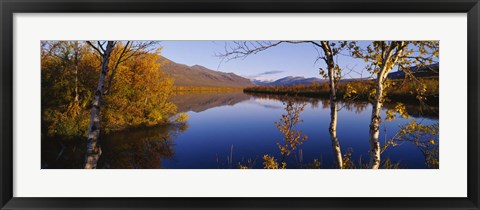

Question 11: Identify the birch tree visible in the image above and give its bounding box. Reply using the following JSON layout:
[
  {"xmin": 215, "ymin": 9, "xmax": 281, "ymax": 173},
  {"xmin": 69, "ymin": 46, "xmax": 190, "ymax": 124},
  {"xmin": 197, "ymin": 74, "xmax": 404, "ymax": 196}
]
[
  {"xmin": 319, "ymin": 41, "xmax": 344, "ymax": 169},
  {"xmin": 219, "ymin": 41, "xmax": 347, "ymax": 168},
  {"xmin": 83, "ymin": 41, "xmax": 161, "ymax": 169},
  {"xmin": 84, "ymin": 41, "xmax": 115, "ymax": 169},
  {"xmin": 350, "ymin": 41, "xmax": 439, "ymax": 169}
]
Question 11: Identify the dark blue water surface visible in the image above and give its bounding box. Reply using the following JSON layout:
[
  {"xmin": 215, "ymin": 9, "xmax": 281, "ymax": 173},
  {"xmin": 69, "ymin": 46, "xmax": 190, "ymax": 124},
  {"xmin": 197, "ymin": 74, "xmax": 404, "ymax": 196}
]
[
  {"xmin": 162, "ymin": 92, "xmax": 437, "ymax": 169},
  {"xmin": 41, "ymin": 91, "xmax": 438, "ymax": 169}
]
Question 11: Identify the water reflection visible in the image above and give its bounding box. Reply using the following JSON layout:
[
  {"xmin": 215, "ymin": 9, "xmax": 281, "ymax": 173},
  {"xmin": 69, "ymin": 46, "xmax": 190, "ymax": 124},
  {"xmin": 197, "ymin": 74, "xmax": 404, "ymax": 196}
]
[
  {"xmin": 246, "ymin": 92, "xmax": 438, "ymax": 119},
  {"xmin": 42, "ymin": 124, "xmax": 188, "ymax": 169},
  {"xmin": 98, "ymin": 124, "xmax": 188, "ymax": 169},
  {"xmin": 42, "ymin": 91, "xmax": 439, "ymax": 169},
  {"xmin": 171, "ymin": 91, "xmax": 250, "ymax": 113}
]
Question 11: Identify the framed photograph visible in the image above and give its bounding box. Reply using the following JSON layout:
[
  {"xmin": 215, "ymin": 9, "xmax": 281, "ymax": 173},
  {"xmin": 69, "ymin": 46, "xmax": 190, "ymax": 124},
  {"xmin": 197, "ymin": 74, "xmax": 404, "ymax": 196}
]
[{"xmin": 1, "ymin": 0, "xmax": 479, "ymax": 209}]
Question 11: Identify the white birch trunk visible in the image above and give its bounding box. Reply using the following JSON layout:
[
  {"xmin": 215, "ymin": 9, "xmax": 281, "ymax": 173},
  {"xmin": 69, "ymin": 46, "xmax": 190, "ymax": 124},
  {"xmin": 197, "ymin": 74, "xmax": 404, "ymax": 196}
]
[
  {"xmin": 328, "ymin": 75, "xmax": 343, "ymax": 169},
  {"xmin": 321, "ymin": 41, "xmax": 343, "ymax": 169},
  {"xmin": 84, "ymin": 41, "xmax": 114, "ymax": 169},
  {"xmin": 369, "ymin": 76, "xmax": 383, "ymax": 169},
  {"xmin": 368, "ymin": 41, "xmax": 405, "ymax": 169}
]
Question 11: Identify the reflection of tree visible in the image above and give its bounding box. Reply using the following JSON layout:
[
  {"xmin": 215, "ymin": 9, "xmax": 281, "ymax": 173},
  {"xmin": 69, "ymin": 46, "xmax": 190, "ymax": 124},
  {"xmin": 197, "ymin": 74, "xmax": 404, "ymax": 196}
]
[
  {"xmin": 309, "ymin": 99, "xmax": 319, "ymax": 109},
  {"xmin": 41, "ymin": 136, "xmax": 86, "ymax": 169},
  {"xmin": 246, "ymin": 92, "xmax": 320, "ymax": 105},
  {"xmin": 41, "ymin": 124, "xmax": 188, "ymax": 169},
  {"xmin": 382, "ymin": 102, "xmax": 438, "ymax": 119},
  {"xmin": 328, "ymin": 101, "xmax": 343, "ymax": 169},
  {"xmin": 246, "ymin": 94, "xmax": 340, "ymax": 169},
  {"xmin": 249, "ymin": 91, "xmax": 438, "ymax": 116},
  {"xmin": 98, "ymin": 124, "xmax": 188, "ymax": 169},
  {"xmin": 171, "ymin": 91, "xmax": 250, "ymax": 113},
  {"xmin": 382, "ymin": 120, "xmax": 439, "ymax": 169},
  {"xmin": 245, "ymin": 92, "xmax": 437, "ymax": 119},
  {"xmin": 340, "ymin": 101, "xmax": 369, "ymax": 114}
]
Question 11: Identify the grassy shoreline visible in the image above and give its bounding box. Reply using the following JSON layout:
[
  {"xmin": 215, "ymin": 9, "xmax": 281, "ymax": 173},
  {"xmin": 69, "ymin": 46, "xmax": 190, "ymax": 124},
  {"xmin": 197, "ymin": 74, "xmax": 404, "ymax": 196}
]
[{"xmin": 243, "ymin": 78, "xmax": 439, "ymax": 106}]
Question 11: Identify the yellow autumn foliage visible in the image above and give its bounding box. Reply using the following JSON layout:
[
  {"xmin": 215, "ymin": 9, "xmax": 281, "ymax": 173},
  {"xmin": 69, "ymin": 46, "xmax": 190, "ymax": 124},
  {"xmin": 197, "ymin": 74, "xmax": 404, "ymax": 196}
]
[
  {"xmin": 262, "ymin": 155, "xmax": 286, "ymax": 169},
  {"xmin": 41, "ymin": 41, "xmax": 179, "ymax": 137}
]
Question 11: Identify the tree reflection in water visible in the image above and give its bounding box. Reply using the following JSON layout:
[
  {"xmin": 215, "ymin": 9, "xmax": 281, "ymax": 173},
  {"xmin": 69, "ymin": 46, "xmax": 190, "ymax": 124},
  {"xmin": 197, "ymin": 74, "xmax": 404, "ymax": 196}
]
[
  {"xmin": 246, "ymin": 92, "xmax": 438, "ymax": 169},
  {"xmin": 42, "ymin": 91, "xmax": 439, "ymax": 169},
  {"xmin": 41, "ymin": 123, "xmax": 188, "ymax": 169},
  {"xmin": 245, "ymin": 92, "xmax": 438, "ymax": 119}
]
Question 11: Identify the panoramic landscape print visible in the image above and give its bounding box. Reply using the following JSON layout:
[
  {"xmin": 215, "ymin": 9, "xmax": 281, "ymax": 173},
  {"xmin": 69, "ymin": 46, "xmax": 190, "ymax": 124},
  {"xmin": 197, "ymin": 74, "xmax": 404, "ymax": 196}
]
[{"xmin": 41, "ymin": 41, "xmax": 439, "ymax": 169}]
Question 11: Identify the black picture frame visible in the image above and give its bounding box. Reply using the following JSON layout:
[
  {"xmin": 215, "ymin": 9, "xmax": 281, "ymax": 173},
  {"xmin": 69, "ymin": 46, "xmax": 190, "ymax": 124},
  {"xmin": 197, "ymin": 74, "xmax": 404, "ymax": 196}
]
[{"xmin": 1, "ymin": 0, "xmax": 479, "ymax": 209}]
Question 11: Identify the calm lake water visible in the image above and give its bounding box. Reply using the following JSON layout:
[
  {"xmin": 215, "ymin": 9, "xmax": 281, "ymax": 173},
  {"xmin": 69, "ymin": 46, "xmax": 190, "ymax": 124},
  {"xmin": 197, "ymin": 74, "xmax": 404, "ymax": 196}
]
[{"xmin": 41, "ymin": 91, "xmax": 439, "ymax": 169}]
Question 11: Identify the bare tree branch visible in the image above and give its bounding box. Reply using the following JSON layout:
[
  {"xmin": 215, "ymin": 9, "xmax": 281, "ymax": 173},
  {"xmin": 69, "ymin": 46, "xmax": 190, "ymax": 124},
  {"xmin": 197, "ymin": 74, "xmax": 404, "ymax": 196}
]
[
  {"xmin": 86, "ymin": 41, "xmax": 103, "ymax": 55},
  {"xmin": 216, "ymin": 41, "xmax": 323, "ymax": 62},
  {"xmin": 98, "ymin": 41, "xmax": 106, "ymax": 53}
]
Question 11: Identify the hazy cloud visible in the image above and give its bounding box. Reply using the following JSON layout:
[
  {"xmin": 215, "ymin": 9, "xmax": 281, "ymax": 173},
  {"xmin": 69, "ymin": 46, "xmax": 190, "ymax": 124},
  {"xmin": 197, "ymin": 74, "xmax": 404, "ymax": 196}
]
[
  {"xmin": 242, "ymin": 70, "xmax": 286, "ymax": 81},
  {"xmin": 258, "ymin": 70, "xmax": 284, "ymax": 76}
]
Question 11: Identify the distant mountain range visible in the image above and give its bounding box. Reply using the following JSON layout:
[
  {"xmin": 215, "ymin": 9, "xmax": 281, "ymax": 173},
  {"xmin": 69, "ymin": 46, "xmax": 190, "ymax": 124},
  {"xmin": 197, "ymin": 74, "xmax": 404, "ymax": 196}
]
[
  {"xmin": 159, "ymin": 56, "xmax": 438, "ymax": 88},
  {"xmin": 252, "ymin": 76, "xmax": 327, "ymax": 86},
  {"xmin": 256, "ymin": 63, "xmax": 440, "ymax": 86},
  {"xmin": 387, "ymin": 63, "xmax": 439, "ymax": 79},
  {"xmin": 159, "ymin": 56, "xmax": 254, "ymax": 88}
]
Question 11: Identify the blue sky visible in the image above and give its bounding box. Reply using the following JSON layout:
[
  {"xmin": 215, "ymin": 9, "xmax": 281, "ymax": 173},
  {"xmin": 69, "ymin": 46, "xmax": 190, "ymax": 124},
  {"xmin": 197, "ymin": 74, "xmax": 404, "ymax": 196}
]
[
  {"xmin": 159, "ymin": 41, "xmax": 435, "ymax": 81},
  {"xmin": 160, "ymin": 41, "xmax": 374, "ymax": 81}
]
